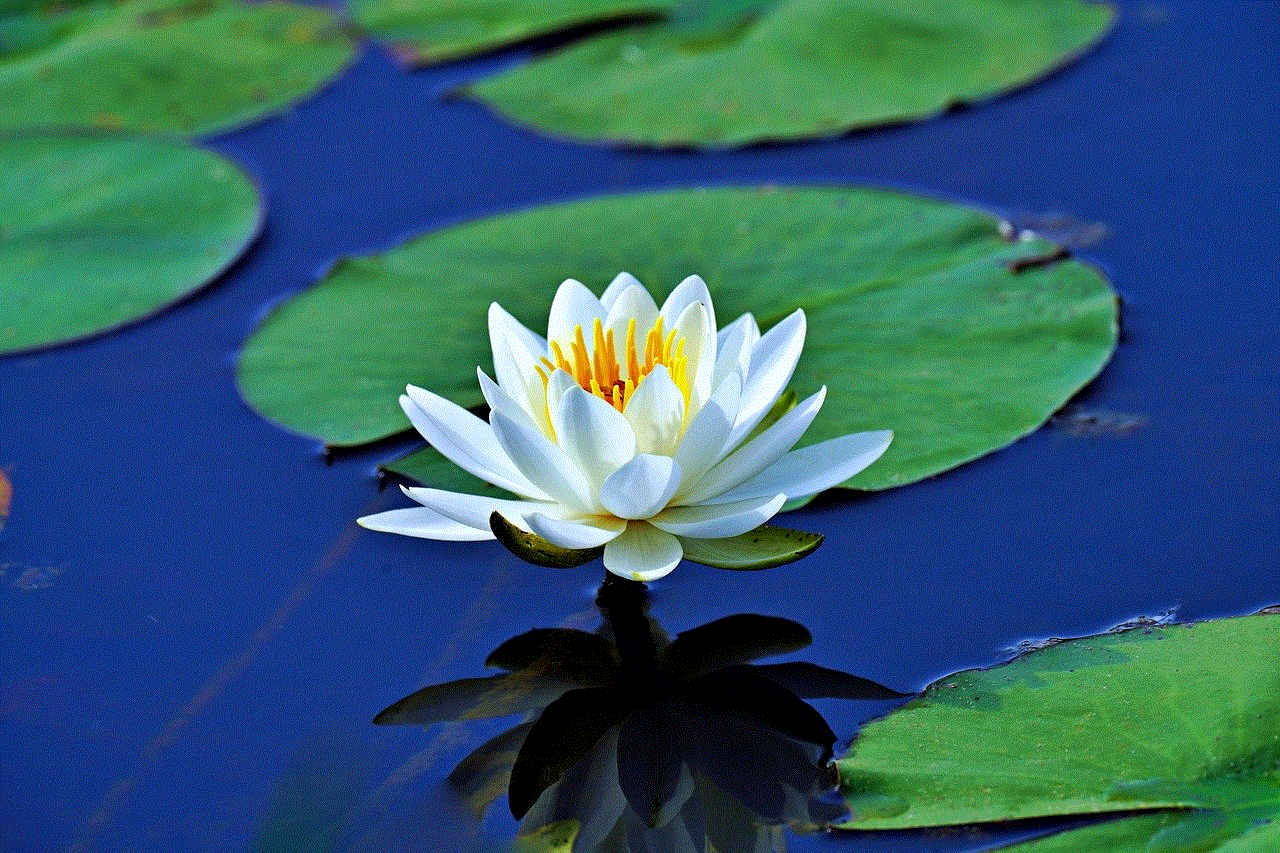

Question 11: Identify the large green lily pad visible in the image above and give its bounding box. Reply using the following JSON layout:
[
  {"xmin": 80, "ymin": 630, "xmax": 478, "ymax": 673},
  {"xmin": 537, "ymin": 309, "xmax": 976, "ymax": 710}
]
[
  {"xmin": 0, "ymin": 0, "xmax": 355, "ymax": 136},
  {"xmin": 0, "ymin": 132, "xmax": 261, "ymax": 354},
  {"xmin": 238, "ymin": 186, "xmax": 1117, "ymax": 493},
  {"xmin": 836, "ymin": 614, "xmax": 1280, "ymax": 852},
  {"xmin": 354, "ymin": 0, "xmax": 1114, "ymax": 147}
]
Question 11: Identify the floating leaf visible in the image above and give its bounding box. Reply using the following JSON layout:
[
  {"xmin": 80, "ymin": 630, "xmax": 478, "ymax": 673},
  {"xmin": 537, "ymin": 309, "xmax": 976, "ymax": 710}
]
[
  {"xmin": 0, "ymin": 0, "xmax": 355, "ymax": 136},
  {"xmin": 355, "ymin": 0, "xmax": 1113, "ymax": 147},
  {"xmin": 239, "ymin": 188, "xmax": 1117, "ymax": 495},
  {"xmin": 489, "ymin": 512, "xmax": 605, "ymax": 568},
  {"xmin": 677, "ymin": 525, "xmax": 824, "ymax": 569},
  {"xmin": 835, "ymin": 614, "xmax": 1280, "ymax": 852},
  {"xmin": 514, "ymin": 819, "xmax": 579, "ymax": 853},
  {"xmin": 0, "ymin": 132, "xmax": 261, "ymax": 354},
  {"xmin": 349, "ymin": 0, "xmax": 665, "ymax": 65}
]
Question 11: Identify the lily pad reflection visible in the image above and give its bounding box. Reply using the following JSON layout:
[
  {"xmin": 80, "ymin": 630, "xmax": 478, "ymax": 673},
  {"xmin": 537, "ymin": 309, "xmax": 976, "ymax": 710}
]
[{"xmin": 375, "ymin": 575, "xmax": 908, "ymax": 850}]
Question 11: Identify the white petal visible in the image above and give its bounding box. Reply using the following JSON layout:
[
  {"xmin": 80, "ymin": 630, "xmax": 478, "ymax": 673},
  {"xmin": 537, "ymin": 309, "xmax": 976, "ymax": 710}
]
[
  {"xmin": 547, "ymin": 278, "xmax": 605, "ymax": 347},
  {"xmin": 673, "ymin": 372, "xmax": 741, "ymax": 495},
  {"xmin": 729, "ymin": 309, "xmax": 806, "ymax": 447},
  {"xmin": 489, "ymin": 410, "xmax": 597, "ymax": 512},
  {"xmin": 401, "ymin": 386, "xmax": 548, "ymax": 500},
  {"xmin": 357, "ymin": 507, "xmax": 494, "ymax": 541},
  {"xmin": 599, "ymin": 454, "xmax": 682, "ymax": 520},
  {"xmin": 660, "ymin": 274, "xmax": 716, "ymax": 333},
  {"xmin": 651, "ymin": 494, "xmax": 785, "ymax": 538},
  {"xmin": 604, "ymin": 283, "xmax": 660, "ymax": 354},
  {"xmin": 600, "ymin": 271, "xmax": 641, "ymax": 311},
  {"xmin": 401, "ymin": 485, "xmax": 570, "ymax": 533},
  {"xmin": 477, "ymin": 367, "xmax": 540, "ymax": 434},
  {"xmin": 527, "ymin": 513, "xmax": 626, "ymax": 549},
  {"xmin": 705, "ymin": 430, "xmax": 894, "ymax": 505},
  {"xmin": 671, "ymin": 300, "xmax": 716, "ymax": 412},
  {"xmin": 711, "ymin": 313, "xmax": 759, "ymax": 390},
  {"xmin": 488, "ymin": 302, "xmax": 545, "ymax": 388},
  {"xmin": 552, "ymin": 385, "xmax": 637, "ymax": 489},
  {"xmin": 603, "ymin": 521, "xmax": 684, "ymax": 581},
  {"xmin": 544, "ymin": 368, "xmax": 577, "ymax": 408},
  {"xmin": 623, "ymin": 364, "xmax": 686, "ymax": 456},
  {"xmin": 487, "ymin": 310, "xmax": 550, "ymax": 431},
  {"xmin": 681, "ymin": 387, "xmax": 826, "ymax": 505}
]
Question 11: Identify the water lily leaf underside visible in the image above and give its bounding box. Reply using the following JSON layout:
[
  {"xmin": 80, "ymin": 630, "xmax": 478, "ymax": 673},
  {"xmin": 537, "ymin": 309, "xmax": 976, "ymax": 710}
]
[
  {"xmin": 353, "ymin": 0, "xmax": 1114, "ymax": 146},
  {"xmin": 835, "ymin": 614, "xmax": 1280, "ymax": 852},
  {"xmin": 237, "ymin": 186, "xmax": 1118, "ymax": 493},
  {"xmin": 0, "ymin": 0, "xmax": 356, "ymax": 136},
  {"xmin": 0, "ymin": 132, "xmax": 262, "ymax": 354}
]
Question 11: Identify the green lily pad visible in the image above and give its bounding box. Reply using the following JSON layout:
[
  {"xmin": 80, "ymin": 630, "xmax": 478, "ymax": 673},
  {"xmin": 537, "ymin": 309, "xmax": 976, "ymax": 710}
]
[
  {"xmin": 675, "ymin": 525, "xmax": 823, "ymax": 570},
  {"xmin": 514, "ymin": 820, "xmax": 579, "ymax": 853},
  {"xmin": 835, "ymin": 614, "xmax": 1280, "ymax": 852},
  {"xmin": 0, "ymin": 0, "xmax": 355, "ymax": 136},
  {"xmin": 0, "ymin": 132, "xmax": 261, "ymax": 354},
  {"xmin": 349, "ymin": 0, "xmax": 666, "ymax": 65},
  {"xmin": 489, "ymin": 511, "xmax": 605, "ymax": 569},
  {"xmin": 238, "ymin": 186, "xmax": 1117, "ymax": 493},
  {"xmin": 354, "ymin": 0, "xmax": 1114, "ymax": 147}
]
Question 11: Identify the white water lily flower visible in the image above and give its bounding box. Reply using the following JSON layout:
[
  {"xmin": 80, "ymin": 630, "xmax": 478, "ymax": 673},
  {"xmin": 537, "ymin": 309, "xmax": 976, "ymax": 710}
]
[{"xmin": 358, "ymin": 273, "xmax": 892, "ymax": 581}]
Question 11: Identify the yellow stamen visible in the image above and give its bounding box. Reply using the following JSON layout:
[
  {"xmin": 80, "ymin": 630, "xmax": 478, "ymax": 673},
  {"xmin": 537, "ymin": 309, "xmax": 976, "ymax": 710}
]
[
  {"xmin": 604, "ymin": 328, "xmax": 618, "ymax": 385},
  {"xmin": 549, "ymin": 341, "xmax": 571, "ymax": 374},
  {"xmin": 570, "ymin": 325, "xmax": 592, "ymax": 388},
  {"xmin": 625, "ymin": 318, "xmax": 640, "ymax": 383},
  {"xmin": 550, "ymin": 313, "xmax": 693, "ymax": 413}
]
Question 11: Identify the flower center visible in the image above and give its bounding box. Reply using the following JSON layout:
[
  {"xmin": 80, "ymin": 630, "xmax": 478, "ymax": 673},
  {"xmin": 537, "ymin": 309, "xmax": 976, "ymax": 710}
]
[{"xmin": 539, "ymin": 316, "xmax": 690, "ymax": 412}]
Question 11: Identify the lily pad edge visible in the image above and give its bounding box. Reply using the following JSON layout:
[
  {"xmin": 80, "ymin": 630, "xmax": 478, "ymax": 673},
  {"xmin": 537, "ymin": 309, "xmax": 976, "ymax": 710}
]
[
  {"xmin": 0, "ymin": 128, "xmax": 265, "ymax": 356},
  {"xmin": 450, "ymin": 3, "xmax": 1120, "ymax": 149}
]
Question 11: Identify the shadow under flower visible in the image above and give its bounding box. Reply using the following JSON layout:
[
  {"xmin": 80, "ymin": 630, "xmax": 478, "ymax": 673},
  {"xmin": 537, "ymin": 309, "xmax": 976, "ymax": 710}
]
[{"xmin": 375, "ymin": 575, "xmax": 910, "ymax": 852}]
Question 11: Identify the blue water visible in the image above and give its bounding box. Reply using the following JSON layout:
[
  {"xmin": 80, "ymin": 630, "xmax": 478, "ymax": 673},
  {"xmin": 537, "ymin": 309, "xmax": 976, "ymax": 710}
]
[{"xmin": 2, "ymin": 2, "xmax": 1278, "ymax": 851}]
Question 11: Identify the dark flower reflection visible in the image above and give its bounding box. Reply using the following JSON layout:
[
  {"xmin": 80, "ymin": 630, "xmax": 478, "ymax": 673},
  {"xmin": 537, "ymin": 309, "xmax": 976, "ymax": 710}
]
[{"xmin": 376, "ymin": 576, "xmax": 908, "ymax": 852}]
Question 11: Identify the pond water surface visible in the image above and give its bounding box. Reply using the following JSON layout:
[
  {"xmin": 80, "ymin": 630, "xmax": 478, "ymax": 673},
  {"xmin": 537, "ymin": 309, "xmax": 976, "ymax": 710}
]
[{"xmin": 2, "ymin": 2, "xmax": 1278, "ymax": 852}]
